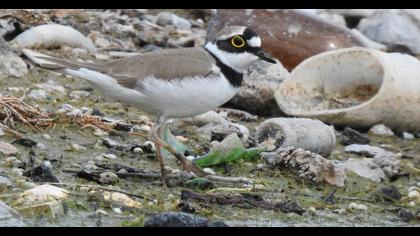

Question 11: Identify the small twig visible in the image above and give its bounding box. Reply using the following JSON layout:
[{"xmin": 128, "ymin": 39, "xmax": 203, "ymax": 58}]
[{"xmin": 205, "ymin": 175, "xmax": 252, "ymax": 185}]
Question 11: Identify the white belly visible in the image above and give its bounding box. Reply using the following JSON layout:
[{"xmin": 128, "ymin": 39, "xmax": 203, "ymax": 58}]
[
  {"xmin": 135, "ymin": 74, "xmax": 239, "ymax": 118},
  {"xmin": 65, "ymin": 68, "xmax": 239, "ymax": 118}
]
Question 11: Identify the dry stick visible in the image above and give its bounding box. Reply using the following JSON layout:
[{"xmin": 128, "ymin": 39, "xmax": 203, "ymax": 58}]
[
  {"xmin": 181, "ymin": 189, "xmax": 305, "ymax": 215},
  {"xmin": 38, "ymin": 182, "xmax": 154, "ymax": 201}
]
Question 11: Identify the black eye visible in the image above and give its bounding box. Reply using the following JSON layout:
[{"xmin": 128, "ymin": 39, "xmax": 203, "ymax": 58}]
[{"xmin": 231, "ymin": 36, "xmax": 245, "ymax": 48}]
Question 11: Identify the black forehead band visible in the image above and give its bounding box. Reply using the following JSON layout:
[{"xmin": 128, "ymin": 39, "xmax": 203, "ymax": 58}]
[{"xmin": 242, "ymin": 28, "xmax": 258, "ymax": 40}]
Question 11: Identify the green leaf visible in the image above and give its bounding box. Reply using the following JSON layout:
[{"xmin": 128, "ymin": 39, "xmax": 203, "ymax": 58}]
[{"xmin": 194, "ymin": 147, "xmax": 264, "ymax": 168}]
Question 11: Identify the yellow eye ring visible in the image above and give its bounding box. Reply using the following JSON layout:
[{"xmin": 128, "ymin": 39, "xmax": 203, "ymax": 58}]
[{"xmin": 231, "ymin": 36, "xmax": 245, "ymax": 48}]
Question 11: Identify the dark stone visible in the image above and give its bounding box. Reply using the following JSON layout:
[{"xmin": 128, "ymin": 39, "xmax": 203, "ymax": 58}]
[
  {"xmin": 398, "ymin": 209, "xmax": 414, "ymax": 222},
  {"xmin": 144, "ymin": 212, "xmax": 228, "ymax": 227},
  {"xmin": 12, "ymin": 139, "xmax": 37, "ymax": 148},
  {"xmin": 340, "ymin": 127, "xmax": 370, "ymax": 145},
  {"xmin": 374, "ymin": 185, "xmax": 402, "ymax": 202},
  {"xmin": 23, "ymin": 165, "xmax": 59, "ymax": 183}
]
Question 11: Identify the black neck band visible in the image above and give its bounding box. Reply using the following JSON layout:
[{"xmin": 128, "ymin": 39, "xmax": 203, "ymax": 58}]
[{"xmin": 204, "ymin": 48, "xmax": 243, "ymax": 88}]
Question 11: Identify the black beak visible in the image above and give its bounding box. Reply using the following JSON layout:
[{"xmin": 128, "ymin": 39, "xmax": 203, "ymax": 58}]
[{"xmin": 255, "ymin": 50, "xmax": 276, "ymax": 63}]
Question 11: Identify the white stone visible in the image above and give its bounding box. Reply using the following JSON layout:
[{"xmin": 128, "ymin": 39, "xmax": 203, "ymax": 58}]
[
  {"xmin": 348, "ymin": 202, "xmax": 368, "ymax": 211},
  {"xmin": 71, "ymin": 143, "xmax": 87, "ymax": 152},
  {"xmin": 35, "ymin": 143, "xmax": 46, "ymax": 150},
  {"xmin": 19, "ymin": 184, "xmax": 69, "ymax": 203},
  {"xmin": 133, "ymin": 147, "xmax": 143, "ymax": 154},
  {"xmin": 101, "ymin": 153, "xmax": 117, "ymax": 160},
  {"xmin": 42, "ymin": 134, "xmax": 51, "ymax": 140},
  {"xmin": 403, "ymin": 132, "xmax": 415, "ymax": 140},
  {"xmin": 203, "ymin": 168, "xmax": 216, "ymax": 175},
  {"xmin": 369, "ymin": 124, "xmax": 395, "ymax": 136}
]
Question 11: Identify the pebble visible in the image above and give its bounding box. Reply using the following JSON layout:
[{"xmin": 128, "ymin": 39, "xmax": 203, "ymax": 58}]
[
  {"xmin": 0, "ymin": 141, "xmax": 18, "ymax": 156},
  {"xmin": 99, "ymin": 172, "xmax": 119, "ymax": 184},
  {"xmin": 69, "ymin": 90, "xmax": 90, "ymax": 99},
  {"xmin": 67, "ymin": 108, "xmax": 83, "ymax": 117},
  {"xmin": 408, "ymin": 187, "xmax": 420, "ymax": 203},
  {"xmin": 102, "ymin": 192, "xmax": 141, "ymax": 208},
  {"xmin": 101, "ymin": 153, "xmax": 117, "ymax": 160},
  {"xmin": 133, "ymin": 124, "xmax": 151, "ymax": 132},
  {"xmin": 83, "ymin": 164, "xmax": 98, "ymax": 170},
  {"xmin": 35, "ymin": 80, "xmax": 66, "ymax": 93},
  {"xmin": 102, "ymin": 138, "xmax": 119, "ymax": 149},
  {"xmin": 203, "ymin": 168, "xmax": 216, "ymax": 175},
  {"xmin": 0, "ymin": 128, "xmax": 4, "ymax": 136},
  {"xmin": 402, "ymin": 132, "xmax": 415, "ymax": 140},
  {"xmin": 71, "ymin": 143, "xmax": 87, "ymax": 152},
  {"xmin": 27, "ymin": 89, "xmax": 48, "ymax": 100},
  {"xmin": 175, "ymin": 136, "xmax": 189, "ymax": 143},
  {"xmin": 133, "ymin": 147, "xmax": 143, "ymax": 154},
  {"xmin": 42, "ymin": 134, "xmax": 51, "ymax": 140},
  {"xmin": 308, "ymin": 207, "xmax": 317, "ymax": 213},
  {"xmin": 348, "ymin": 202, "xmax": 368, "ymax": 211},
  {"xmin": 186, "ymin": 156, "xmax": 195, "ymax": 161},
  {"xmin": 408, "ymin": 201, "xmax": 416, "ymax": 207},
  {"xmin": 142, "ymin": 141, "xmax": 156, "ymax": 152},
  {"xmin": 35, "ymin": 143, "xmax": 46, "ymax": 150},
  {"xmin": 156, "ymin": 12, "xmax": 192, "ymax": 29},
  {"xmin": 369, "ymin": 124, "xmax": 395, "ymax": 136},
  {"xmin": 93, "ymin": 128, "xmax": 108, "ymax": 137},
  {"xmin": 113, "ymin": 207, "xmax": 122, "ymax": 214}
]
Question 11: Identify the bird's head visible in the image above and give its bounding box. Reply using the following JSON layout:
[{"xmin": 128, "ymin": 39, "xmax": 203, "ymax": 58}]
[{"xmin": 205, "ymin": 26, "xmax": 276, "ymax": 73}]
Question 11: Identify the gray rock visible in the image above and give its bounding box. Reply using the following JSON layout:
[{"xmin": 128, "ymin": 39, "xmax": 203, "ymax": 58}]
[
  {"xmin": 225, "ymin": 60, "xmax": 290, "ymax": 116},
  {"xmin": 344, "ymin": 144, "xmax": 401, "ymax": 177},
  {"xmin": 0, "ymin": 37, "xmax": 27, "ymax": 78},
  {"xmin": 0, "ymin": 201, "xmax": 24, "ymax": 227},
  {"xmin": 0, "ymin": 142, "xmax": 18, "ymax": 156},
  {"xmin": 344, "ymin": 144, "xmax": 387, "ymax": 157},
  {"xmin": 144, "ymin": 211, "xmax": 228, "ymax": 227},
  {"xmin": 340, "ymin": 127, "xmax": 370, "ymax": 145},
  {"xmin": 0, "ymin": 19, "xmax": 16, "ymax": 38},
  {"xmin": 27, "ymin": 89, "xmax": 48, "ymax": 100},
  {"xmin": 357, "ymin": 10, "xmax": 420, "ymax": 54},
  {"xmin": 99, "ymin": 171, "xmax": 119, "ymax": 184},
  {"xmin": 336, "ymin": 158, "xmax": 385, "ymax": 182},
  {"xmin": 156, "ymin": 12, "xmax": 192, "ymax": 29},
  {"xmin": 210, "ymin": 133, "xmax": 244, "ymax": 154},
  {"xmin": 35, "ymin": 80, "xmax": 66, "ymax": 93},
  {"xmin": 374, "ymin": 185, "xmax": 402, "ymax": 202}
]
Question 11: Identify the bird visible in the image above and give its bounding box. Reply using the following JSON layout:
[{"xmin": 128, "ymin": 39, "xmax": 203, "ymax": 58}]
[{"xmin": 22, "ymin": 25, "xmax": 276, "ymax": 184}]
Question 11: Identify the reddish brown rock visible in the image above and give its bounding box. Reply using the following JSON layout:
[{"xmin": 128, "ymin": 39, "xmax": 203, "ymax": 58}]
[{"xmin": 207, "ymin": 9, "xmax": 366, "ymax": 70}]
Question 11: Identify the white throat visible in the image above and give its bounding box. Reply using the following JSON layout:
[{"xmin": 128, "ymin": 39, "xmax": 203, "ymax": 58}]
[{"xmin": 204, "ymin": 43, "xmax": 259, "ymax": 73}]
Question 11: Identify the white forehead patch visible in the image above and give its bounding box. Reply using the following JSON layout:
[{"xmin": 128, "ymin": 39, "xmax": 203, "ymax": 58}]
[
  {"xmin": 247, "ymin": 36, "xmax": 261, "ymax": 47},
  {"xmin": 218, "ymin": 27, "xmax": 247, "ymax": 40}
]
